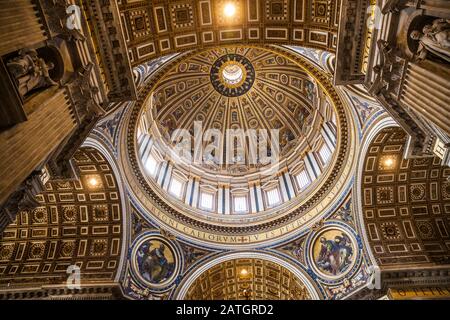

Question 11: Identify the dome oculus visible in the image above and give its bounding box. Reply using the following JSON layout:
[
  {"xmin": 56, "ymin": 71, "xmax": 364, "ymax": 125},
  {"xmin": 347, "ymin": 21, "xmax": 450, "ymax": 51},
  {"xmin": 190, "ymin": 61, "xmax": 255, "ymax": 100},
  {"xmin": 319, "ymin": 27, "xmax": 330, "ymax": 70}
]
[
  {"xmin": 210, "ymin": 54, "xmax": 255, "ymax": 97},
  {"xmin": 220, "ymin": 61, "xmax": 245, "ymax": 86}
]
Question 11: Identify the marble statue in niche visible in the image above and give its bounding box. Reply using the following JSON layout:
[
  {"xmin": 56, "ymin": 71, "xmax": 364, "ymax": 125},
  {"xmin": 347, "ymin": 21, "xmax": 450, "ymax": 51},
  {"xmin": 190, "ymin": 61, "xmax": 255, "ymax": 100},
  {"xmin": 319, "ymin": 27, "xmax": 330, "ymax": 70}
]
[
  {"xmin": 410, "ymin": 19, "xmax": 450, "ymax": 63},
  {"xmin": 136, "ymin": 239, "xmax": 176, "ymax": 285},
  {"xmin": 6, "ymin": 49, "xmax": 58, "ymax": 97}
]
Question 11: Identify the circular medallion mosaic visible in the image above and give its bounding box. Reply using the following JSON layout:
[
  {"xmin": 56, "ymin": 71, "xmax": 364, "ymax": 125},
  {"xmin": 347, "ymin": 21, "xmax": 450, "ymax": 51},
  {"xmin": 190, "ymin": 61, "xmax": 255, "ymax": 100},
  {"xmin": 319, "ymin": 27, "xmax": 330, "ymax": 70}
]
[
  {"xmin": 210, "ymin": 54, "xmax": 255, "ymax": 97},
  {"xmin": 130, "ymin": 233, "xmax": 182, "ymax": 289},
  {"xmin": 307, "ymin": 224, "xmax": 360, "ymax": 282}
]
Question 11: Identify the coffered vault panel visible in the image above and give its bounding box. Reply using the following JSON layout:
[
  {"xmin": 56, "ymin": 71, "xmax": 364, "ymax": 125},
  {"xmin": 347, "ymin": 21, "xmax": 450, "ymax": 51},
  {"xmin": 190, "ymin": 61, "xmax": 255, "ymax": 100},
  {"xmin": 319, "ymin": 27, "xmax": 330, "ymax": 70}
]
[
  {"xmin": 118, "ymin": 0, "xmax": 341, "ymax": 66},
  {"xmin": 0, "ymin": 148, "xmax": 123, "ymax": 287},
  {"xmin": 362, "ymin": 127, "xmax": 450, "ymax": 268},
  {"xmin": 184, "ymin": 258, "xmax": 311, "ymax": 300}
]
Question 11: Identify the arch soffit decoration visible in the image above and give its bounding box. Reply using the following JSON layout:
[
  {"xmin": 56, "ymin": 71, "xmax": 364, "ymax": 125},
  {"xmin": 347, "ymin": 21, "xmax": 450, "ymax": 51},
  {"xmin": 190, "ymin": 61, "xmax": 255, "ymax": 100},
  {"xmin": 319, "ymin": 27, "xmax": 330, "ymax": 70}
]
[
  {"xmin": 82, "ymin": 137, "xmax": 132, "ymax": 282},
  {"xmin": 173, "ymin": 251, "xmax": 323, "ymax": 300},
  {"xmin": 352, "ymin": 115, "xmax": 399, "ymax": 267},
  {"xmin": 359, "ymin": 126, "xmax": 450, "ymax": 269},
  {"xmin": 0, "ymin": 147, "xmax": 126, "ymax": 288}
]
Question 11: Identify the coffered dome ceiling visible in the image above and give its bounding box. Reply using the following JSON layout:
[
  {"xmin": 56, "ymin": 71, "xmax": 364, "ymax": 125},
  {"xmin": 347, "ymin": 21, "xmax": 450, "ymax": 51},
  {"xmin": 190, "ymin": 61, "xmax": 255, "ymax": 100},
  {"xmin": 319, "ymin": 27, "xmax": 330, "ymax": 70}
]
[
  {"xmin": 121, "ymin": 45, "xmax": 358, "ymax": 248},
  {"xmin": 151, "ymin": 47, "xmax": 323, "ymax": 176}
]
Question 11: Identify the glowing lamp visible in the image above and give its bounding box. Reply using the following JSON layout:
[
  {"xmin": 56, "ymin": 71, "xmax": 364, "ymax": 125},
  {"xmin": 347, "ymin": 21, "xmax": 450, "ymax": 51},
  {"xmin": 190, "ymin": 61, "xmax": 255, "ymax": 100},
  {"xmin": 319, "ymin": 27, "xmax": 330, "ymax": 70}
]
[
  {"xmin": 88, "ymin": 177, "xmax": 99, "ymax": 187},
  {"xmin": 240, "ymin": 269, "xmax": 249, "ymax": 277},
  {"xmin": 224, "ymin": 3, "xmax": 236, "ymax": 17},
  {"xmin": 384, "ymin": 158, "xmax": 394, "ymax": 167}
]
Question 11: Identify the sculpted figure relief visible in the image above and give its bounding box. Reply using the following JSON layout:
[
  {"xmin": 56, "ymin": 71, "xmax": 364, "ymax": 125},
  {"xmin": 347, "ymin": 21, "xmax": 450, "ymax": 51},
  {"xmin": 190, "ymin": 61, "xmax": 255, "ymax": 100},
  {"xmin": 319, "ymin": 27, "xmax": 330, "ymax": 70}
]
[
  {"xmin": 6, "ymin": 49, "xmax": 38, "ymax": 79},
  {"xmin": 7, "ymin": 49, "xmax": 58, "ymax": 97},
  {"xmin": 410, "ymin": 19, "xmax": 450, "ymax": 63}
]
